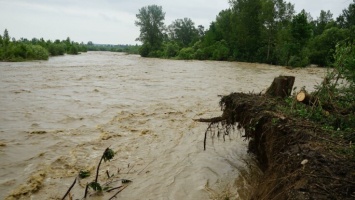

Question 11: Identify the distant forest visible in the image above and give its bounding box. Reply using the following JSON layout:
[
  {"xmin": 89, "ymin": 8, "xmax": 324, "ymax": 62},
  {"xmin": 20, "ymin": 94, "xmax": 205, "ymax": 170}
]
[
  {"xmin": 0, "ymin": 30, "xmax": 139, "ymax": 62},
  {"xmin": 135, "ymin": 0, "xmax": 355, "ymax": 67},
  {"xmin": 86, "ymin": 41, "xmax": 140, "ymax": 54}
]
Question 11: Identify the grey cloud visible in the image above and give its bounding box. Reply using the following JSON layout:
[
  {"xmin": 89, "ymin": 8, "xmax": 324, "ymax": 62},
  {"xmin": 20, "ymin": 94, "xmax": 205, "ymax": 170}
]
[{"xmin": 0, "ymin": 0, "xmax": 351, "ymax": 44}]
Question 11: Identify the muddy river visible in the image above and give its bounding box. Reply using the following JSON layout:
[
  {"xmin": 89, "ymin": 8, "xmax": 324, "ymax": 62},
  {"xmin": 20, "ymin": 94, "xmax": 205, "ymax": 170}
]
[{"xmin": 0, "ymin": 52, "xmax": 326, "ymax": 199}]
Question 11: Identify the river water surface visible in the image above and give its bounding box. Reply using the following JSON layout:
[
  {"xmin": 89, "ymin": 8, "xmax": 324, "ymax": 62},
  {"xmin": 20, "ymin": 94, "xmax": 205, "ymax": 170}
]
[{"xmin": 0, "ymin": 52, "xmax": 326, "ymax": 199}]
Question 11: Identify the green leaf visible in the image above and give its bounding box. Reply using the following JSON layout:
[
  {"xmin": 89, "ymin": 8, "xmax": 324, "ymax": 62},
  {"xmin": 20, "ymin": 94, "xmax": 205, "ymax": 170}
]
[
  {"xmin": 88, "ymin": 181, "xmax": 102, "ymax": 191},
  {"xmin": 79, "ymin": 170, "xmax": 90, "ymax": 179},
  {"xmin": 103, "ymin": 148, "xmax": 115, "ymax": 162}
]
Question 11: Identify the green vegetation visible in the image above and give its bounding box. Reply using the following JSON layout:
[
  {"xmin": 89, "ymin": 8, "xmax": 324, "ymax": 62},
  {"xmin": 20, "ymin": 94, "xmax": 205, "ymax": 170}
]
[
  {"xmin": 0, "ymin": 29, "xmax": 87, "ymax": 61},
  {"xmin": 280, "ymin": 42, "xmax": 355, "ymax": 158},
  {"xmin": 135, "ymin": 5, "xmax": 166, "ymax": 57},
  {"xmin": 62, "ymin": 147, "xmax": 132, "ymax": 199},
  {"xmin": 136, "ymin": 0, "xmax": 355, "ymax": 68},
  {"xmin": 86, "ymin": 41, "xmax": 140, "ymax": 54}
]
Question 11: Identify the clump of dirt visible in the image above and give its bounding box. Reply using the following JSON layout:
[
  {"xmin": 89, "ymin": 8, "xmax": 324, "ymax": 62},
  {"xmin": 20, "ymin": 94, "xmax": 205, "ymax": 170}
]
[{"xmin": 208, "ymin": 92, "xmax": 355, "ymax": 199}]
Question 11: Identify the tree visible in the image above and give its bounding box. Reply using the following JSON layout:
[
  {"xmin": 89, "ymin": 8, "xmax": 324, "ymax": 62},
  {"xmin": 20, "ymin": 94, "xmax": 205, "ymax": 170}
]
[
  {"xmin": 309, "ymin": 27, "xmax": 347, "ymax": 66},
  {"xmin": 197, "ymin": 25, "xmax": 205, "ymax": 37},
  {"xmin": 259, "ymin": 0, "xmax": 295, "ymax": 63},
  {"xmin": 135, "ymin": 5, "xmax": 165, "ymax": 56},
  {"xmin": 259, "ymin": 0, "xmax": 277, "ymax": 62},
  {"xmin": 290, "ymin": 10, "xmax": 312, "ymax": 54},
  {"xmin": 230, "ymin": 0, "xmax": 262, "ymax": 61},
  {"xmin": 337, "ymin": 0, "xmax": 355, "ymax": 28},
  {"xmin": 0, "ymin": 34, "xmax": 3, "ymax": 47},
  {"xmin": 168, "ymin": 18, "xmax": 199, "ymax": 47},
  {"xmin": 286, "ymin": 10, "xmax": 312, "ymax": 67},
  {"xmin": 273, "ymin": 0, "xmax": 294, "ymax": 24},
  {"xmin": 3, "ymin": 29, "xmax": 10, "ymax": 47},
  {"xmin": 314, "ymin": 10, "xmax": 333, "ymax": 35},
  {"xmin": 214, "ymin": 9, "xmax": 233, "ymax": 45}
]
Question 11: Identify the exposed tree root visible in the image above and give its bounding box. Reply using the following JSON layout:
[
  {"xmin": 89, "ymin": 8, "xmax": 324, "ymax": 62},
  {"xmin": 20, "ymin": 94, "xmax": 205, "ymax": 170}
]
[{"xmin": 193, "ymin": 116, "xmax": 225, "ymax": 123}]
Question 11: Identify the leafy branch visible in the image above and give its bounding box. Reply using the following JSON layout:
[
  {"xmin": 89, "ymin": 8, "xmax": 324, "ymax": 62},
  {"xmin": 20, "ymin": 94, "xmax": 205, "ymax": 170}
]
[{"xmin": 61, "ymin": 147, "xmax": 132, "ymax": 200}]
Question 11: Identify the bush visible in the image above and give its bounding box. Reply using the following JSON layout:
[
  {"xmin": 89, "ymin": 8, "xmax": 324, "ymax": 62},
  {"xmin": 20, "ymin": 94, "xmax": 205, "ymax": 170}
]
[
  {"xmin": 68, "ymin": 45, "xmax": 79, "ymax": 55},
  {"xmin": 78, "ymin": 44, "xmax": 87, "ymax": 52},
  {"xmin": 27, "ymin": 45, "xmax": 49, "ymax": 60},
  {"xmin": 177, "ymin": 47, "xmax": 194, "ymax": 60},
  {"xmin": 212, "ymin": 40, "xmax": 230, "ymax": 60},
  {"xmin": 11, "ymin": 43, "xmax": 27, "ymax": 59},
  {"xmin": 139, "ymin": 43, "xmax": 151, "ymax": 57},
  {"xmin": 48, "ymin": 43, "xmax": 66, "ymax": 56},
  {"xmin": 334, "ymin": 42, "xmax": 355, "ymax": 83},
  {"xmin": 312, "ymin": 42, "xmax": 355, "ymax": 142},
  {"xmin": 164, "ymin": 42, "xmax": 179, "ymax": 58},
  {"xmin": 148, "ymin": 50, "xmax": 164, "ymax": 58},
  {"xmin": 194, "ymin": 49, "xmax": 207, "ymax": 60},
  {"xmin": 1, "ymin": 43, "xmax": 48, "ymax": 61}
]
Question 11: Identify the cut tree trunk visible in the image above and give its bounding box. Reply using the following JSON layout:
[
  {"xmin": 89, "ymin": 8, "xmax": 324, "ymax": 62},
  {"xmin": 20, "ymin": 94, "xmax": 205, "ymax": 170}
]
[
  {"xmin": 265, "ymin": 76, "xmax": 295, "ymax": 98},
  {"xmin": 296, "ymin": 90, "xmax": 318, "ymax": 106}
]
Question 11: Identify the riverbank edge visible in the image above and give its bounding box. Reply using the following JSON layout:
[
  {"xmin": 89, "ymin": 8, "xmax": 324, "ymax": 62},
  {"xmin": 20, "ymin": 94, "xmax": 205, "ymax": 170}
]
[
  {"xmin": 226, "ymin": 93, "xmax": 355, "ymax": 199},
  {"xmin": 198, "ymin": 91, "xmax": 355, "ymax": 199}
]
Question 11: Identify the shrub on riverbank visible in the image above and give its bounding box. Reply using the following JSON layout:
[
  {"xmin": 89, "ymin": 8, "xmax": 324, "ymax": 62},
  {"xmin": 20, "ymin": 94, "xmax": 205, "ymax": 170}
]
[
  {"xmin": 0, "ymin": 43, "xmax": 49, "ymax": 61},
  {"xmin": 284, "ymin": 42, "xmax": 355, "ymax": 149},
  {"xmin": 0, "ymin": 29, "xmax": 87, "ymax": 61}
]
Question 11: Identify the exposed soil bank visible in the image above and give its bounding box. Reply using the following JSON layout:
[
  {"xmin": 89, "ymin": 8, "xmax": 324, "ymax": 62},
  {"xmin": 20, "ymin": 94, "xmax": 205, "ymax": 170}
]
[{"xmin": 201, "ymin": 91, "xmax": 355, "ymax": 199}]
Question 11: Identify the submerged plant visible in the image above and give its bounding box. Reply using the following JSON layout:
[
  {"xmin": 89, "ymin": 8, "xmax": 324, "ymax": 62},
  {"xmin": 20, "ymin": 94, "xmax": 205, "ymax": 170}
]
[
  {"xmin": 79, "ymin": 170, "xmax": 90, "ymax": 179},
  {"xmin": 62, "ymin": 147, "xmax": 132, "ymax": 200}
]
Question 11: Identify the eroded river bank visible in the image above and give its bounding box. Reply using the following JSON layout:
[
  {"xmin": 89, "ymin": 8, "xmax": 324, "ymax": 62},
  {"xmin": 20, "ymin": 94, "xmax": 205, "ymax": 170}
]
[{"xmin": 0, "ymin": 52, "xmax": 326, "ymax": 199}]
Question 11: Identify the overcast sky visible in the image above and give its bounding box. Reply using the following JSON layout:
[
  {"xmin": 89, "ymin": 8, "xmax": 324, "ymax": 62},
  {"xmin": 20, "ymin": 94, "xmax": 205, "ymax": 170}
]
[{"xmin": 0, "ymin": 0, "xmax": 352, "ymax": 45}]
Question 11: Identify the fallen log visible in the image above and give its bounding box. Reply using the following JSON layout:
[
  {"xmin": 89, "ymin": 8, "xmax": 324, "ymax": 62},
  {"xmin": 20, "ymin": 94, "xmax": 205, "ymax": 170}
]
[{"xmin": 296, "ymin": 90, "xmax": 319, "ymax": 106}]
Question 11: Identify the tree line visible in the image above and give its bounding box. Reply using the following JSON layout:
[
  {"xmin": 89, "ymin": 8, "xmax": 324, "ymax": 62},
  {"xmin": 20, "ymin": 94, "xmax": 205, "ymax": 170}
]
[
  {"xmin": 0, "ymin": 29, "xmax": 87, "ymax": 62},
  {"xmin": 135, "ymin": 0, "xmax": 355, "ymax": 67},
  {"xmin": 86, "ymin": 41, "xmax": 140, "ymax": 54}
]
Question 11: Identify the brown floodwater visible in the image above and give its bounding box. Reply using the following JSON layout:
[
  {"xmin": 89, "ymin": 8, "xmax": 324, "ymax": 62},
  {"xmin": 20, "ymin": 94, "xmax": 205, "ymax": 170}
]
[{"xmin": 0, "ymin": 52, "xmax": 326, "ymax": 199}]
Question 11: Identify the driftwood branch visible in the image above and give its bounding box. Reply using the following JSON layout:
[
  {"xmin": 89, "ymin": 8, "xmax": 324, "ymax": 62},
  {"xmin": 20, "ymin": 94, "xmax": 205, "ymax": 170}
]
[
  {"xmin": 61, "ymin": 177, "xmax": 77, "ymax": 200},
  {"xmin": 108, "ymin": 185, "xmax": 128, "ymax": 200},
  {"xmin": 84, "ymin": 183, "xmax": 89, "ymax": 198},
  {"xmin": 106, "ymin": 185, "xmax": 123, "ymax": 192},
  {"xmin": 95, "ymin": 148, "xmax": 108, "ymax": 183},
  {"xmin": 193, "ymin": 116, "xmax": 225, "ymax": 123}
]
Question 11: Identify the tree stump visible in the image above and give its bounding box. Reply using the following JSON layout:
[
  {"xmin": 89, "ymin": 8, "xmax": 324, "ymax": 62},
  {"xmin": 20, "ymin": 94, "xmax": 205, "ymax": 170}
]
[{"xmin": 265, "ymin": 76, "xmax": 295, "ymax": 98}]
